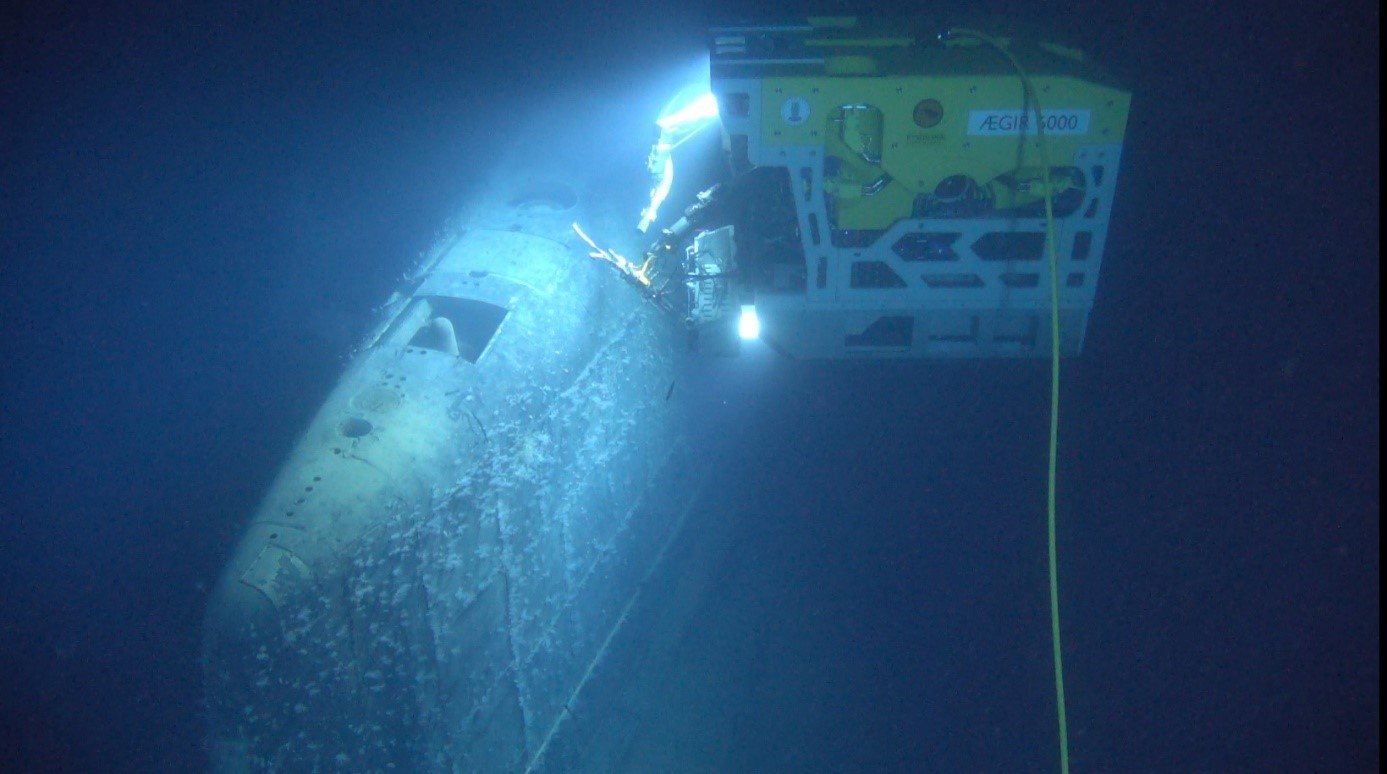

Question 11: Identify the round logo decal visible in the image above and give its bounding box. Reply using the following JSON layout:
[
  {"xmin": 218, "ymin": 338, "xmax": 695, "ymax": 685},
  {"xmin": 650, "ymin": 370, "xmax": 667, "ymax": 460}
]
[{"xmin": 780, "ymin": 96, "xmax": 811, "ymax": 126}]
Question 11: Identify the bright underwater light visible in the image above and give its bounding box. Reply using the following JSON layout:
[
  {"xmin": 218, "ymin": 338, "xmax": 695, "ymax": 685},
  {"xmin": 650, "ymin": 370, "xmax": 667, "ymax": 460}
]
[
  {"xmin": 656, "ymin": 91, "xmax": 719, "ymax": 130},
  {"xmin": 638, "ymin": 156, "xmax": 675, "ymax": 233},
  {"xmin": 737, "ymin": 305, "xmax": 760, "ymax": 340},
  {"xmin": 639, "ymin": 86, "xmax": 719, "ymax": 232}
]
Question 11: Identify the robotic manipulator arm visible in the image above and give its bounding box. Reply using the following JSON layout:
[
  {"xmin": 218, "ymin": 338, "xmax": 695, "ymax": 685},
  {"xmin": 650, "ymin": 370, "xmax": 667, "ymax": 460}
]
[
  {"xmin": 576, "ymin": 183, "xmax": 733, "ymax": 322},
  {"xmin": 578, "ymin": 89, "xmax": 741, "ymax": 329},
  {"xmin": 639, "ymin": 184, "xmax": 738, "ymax": 325}
]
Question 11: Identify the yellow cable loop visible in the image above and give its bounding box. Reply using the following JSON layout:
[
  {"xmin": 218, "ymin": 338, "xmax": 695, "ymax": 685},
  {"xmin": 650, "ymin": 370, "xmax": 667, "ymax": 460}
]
[{"xmin": 948, "ymin": 28, "xmax": 1070, "ymax": 773}]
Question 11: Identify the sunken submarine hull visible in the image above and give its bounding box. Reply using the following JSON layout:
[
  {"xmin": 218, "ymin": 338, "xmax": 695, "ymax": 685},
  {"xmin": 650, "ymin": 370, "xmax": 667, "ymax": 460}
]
[{"xmin": 203, "ymin": 172, "xmax": 704, "ymax": 771}]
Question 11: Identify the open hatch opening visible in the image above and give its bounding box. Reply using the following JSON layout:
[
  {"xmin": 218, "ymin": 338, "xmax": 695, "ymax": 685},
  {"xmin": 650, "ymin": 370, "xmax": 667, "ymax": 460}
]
[{"xmin": 405, "ymin": 297, "xmax": 508, "ymax": 362}]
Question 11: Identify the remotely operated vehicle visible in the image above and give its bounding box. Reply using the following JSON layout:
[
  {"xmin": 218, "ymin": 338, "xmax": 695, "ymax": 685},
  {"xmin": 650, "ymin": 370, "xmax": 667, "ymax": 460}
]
[{"xmin": 592, "ymin": 17, "xmax": 1130, "ymax": 359}]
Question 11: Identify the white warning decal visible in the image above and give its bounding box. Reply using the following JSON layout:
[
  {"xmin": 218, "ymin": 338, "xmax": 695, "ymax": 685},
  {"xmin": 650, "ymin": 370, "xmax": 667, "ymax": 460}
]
[
  {"xmin": 780, "ymin": 97, "xmax": 811, "ymax": 126},
  {"xmin": 967, "ymin": 109, "xmax": 1091, "ymax": 136}
]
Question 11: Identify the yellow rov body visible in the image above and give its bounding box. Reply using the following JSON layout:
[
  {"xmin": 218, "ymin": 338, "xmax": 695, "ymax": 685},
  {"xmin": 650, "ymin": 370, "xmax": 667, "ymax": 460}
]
[{"xmin": 708, "ymin": 18, "xmax": 1131, "ymax": 358}]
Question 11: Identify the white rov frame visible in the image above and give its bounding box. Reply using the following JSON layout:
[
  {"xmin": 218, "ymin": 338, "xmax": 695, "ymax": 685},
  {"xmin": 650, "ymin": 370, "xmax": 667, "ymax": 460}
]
[{"xmin": 715, "ymin": 75, "xmax": 1123, "ymax": 360}]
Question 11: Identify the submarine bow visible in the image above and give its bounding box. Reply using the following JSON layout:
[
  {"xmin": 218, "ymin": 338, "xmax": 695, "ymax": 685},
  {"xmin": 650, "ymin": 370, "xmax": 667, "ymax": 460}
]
[{"xmin": 203, "ymin": 172, "xmax": 705, "ymax": 770}]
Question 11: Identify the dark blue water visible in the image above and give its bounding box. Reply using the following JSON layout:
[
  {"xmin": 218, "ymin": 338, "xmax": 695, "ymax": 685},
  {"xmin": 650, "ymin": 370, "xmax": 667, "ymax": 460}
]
[{"xmin": 1, "ymin": 1, "xmax": 1376, "ymax": 770}]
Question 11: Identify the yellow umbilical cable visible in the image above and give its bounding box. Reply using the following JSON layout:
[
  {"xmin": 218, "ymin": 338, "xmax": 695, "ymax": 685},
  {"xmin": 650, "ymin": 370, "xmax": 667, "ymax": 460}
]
[{"xmin": 945, "ymin": 29, "xmax": 1070, "ymax": 773}]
